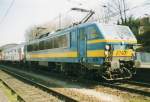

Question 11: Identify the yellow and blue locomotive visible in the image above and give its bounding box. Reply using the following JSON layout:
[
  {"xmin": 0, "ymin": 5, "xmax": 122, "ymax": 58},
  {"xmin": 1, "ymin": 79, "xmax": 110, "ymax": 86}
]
[{"xmin": 25, "ymin": 22, "xmax": 137, "ymax": 80}]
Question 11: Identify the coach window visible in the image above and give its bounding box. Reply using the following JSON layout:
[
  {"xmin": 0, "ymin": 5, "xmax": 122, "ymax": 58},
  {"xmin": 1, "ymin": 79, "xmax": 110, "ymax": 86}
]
[
  {"xmin": 64, "ymin": 35, "xmax": 69, "ymax": 47},
  {"xmin": 44, "ymin": 40, "xmax": 47, "ymax": 49},
  {"xmin": 39, "ymin": 41, "xmax": 44, "ymax": 50},
  {"xmin": 54, "ymin": 37, "xmax": 59, "ymax": 48},
  {"xmin": 59, "ymin": 35, "xmax": 68, "ymax": 48},
  {"xmin": 30, "ymin": 44, "xmax": 33, "ymax": 51},
  {"xmin": 32, "ymin": 44, "xmax": 35, "ymax": 51},
  {"xmin": 27, "ymin": 45, "xmax": 29, "ymax": 51},
  {"xmin": 18, "ymin": 49, "xmax": 21, "ymax": 53},
  {"xmin": 58, "ymin": 36, "xmax": 62, "ymax": 47},
  {"xmin": 27, "ymin": 45, "xmax": 31, "ymax": 52},
  {"xmin": 46, "ymin": 39, "xmax": 53, "ymax": 49},
  {"xmin": 87, "ymin": 26, "xmax": 98, "ymax": 39},
  {"xmin": 29, "ymin": 44, "xmax": 32, "ymax": 51},
  {"xmin": 44, "ymin": 40, "xmax": 48, "ymax": 49},
  {"xmin": 33, "ymin": 43, "xmax": 38, "ymax": 51},
  {"xmin": 50, "ymin": 38, "xmax": 54, "ymax": 49},
  {"xmin": 36, "ymin": 43, "xmax": 39, "ymax": 50},
  {"xmin": 30, "ymin": 45, "xmax": 33, "ymax": 51}
]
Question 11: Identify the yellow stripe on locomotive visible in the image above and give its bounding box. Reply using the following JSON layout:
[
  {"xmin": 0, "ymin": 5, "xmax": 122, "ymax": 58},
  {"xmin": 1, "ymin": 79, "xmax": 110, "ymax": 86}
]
[
  {"xmin": 27, "ymin": 49, "xmax": 134, "ymax": 59},
  {"xmin": 87, "ymin": 39, "xmax": 137, "ymax": 44}
]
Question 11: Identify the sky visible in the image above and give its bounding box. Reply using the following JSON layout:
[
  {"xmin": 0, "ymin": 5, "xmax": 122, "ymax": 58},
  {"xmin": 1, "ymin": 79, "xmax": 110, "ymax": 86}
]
[{"xmin": 0, "ymin": 0, "xmax": 149, "ymax": 46}]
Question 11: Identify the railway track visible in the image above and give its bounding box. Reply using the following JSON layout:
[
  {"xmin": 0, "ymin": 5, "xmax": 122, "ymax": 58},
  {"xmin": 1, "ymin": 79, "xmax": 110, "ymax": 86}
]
[
  {"xmin": 123, "ymin": 80, "xmax": 150, "ymax": 88},
  {"xmin": 0, "ymin": 64, "xmax": 149, "ymax": 102},
  {"xmin": 0, "ymin": 69, "xmax": 78, "ymax": 102},
  {"xmin": 98, "ymin": 80, "xmax": 150, "ymax": 97},
  {"xmin": 0, "ymin": 65, "xmax": 122, "ymax": 102}
]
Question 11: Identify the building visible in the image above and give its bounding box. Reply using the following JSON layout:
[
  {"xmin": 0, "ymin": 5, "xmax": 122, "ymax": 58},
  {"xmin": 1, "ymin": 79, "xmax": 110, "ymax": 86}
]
[{"xmin": 0, "ymin": 44, "xmax": 18, "ymax": 50}]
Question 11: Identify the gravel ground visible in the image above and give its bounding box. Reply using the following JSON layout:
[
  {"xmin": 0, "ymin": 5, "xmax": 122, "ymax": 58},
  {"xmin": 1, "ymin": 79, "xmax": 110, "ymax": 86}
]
[
  {"xmin": 0, "ymin": 90, "xmax": 9, "ymax": 102},
  {"xmin": 94, "ymin": 85, "xmax": 150, "ymax": 102},
  {"xmin": 21, "ymin": 70, "xmax": 150, "ymax": 102}
]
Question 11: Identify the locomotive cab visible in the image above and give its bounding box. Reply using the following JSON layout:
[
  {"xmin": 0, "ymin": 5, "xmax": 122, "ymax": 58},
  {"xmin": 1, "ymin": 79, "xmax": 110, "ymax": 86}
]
[
  {"xmin": 98, "ymin": 24, "xmax": 138, "ymax": 80},
  {"xmin": 103, "ymin": 43, "xmax": 136, "ymax": 80}
]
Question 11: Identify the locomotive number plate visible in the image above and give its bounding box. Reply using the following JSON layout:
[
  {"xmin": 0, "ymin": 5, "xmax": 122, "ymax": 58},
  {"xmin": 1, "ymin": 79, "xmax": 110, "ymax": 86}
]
[
  {"xmin": 114, "ymin": 50, "xmax": 132, "ymax": 56},
  {"xmin": 116, "ymin": 50, "xmax": 127, "ymax": 56}
]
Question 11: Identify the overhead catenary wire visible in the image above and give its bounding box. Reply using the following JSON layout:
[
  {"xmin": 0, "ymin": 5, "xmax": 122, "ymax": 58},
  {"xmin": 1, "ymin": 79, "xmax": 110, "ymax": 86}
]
[
  {"xmin": 97, "ymin": 2, "xmax": 150, "ymax": 23},
  {"xmin": 68, "ymin": 0, "xmax": 150, "ymax": 23},
  {"xmin": 0, "ymin": 0, "xmax": 15, "ymax": 24}
]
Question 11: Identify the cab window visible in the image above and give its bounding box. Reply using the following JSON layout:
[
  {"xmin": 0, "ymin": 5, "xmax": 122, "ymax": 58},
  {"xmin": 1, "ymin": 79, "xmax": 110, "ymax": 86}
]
[
  {"xmin": 87, "ymin": 26, "xmax": 98, "ymax": 39},
  {"xmin": 79, "ymin": 28, "xmax": 85, "ymax": 40},
  {"xmin": 39, "ymin": 41, "xmax": 45, "ymax": 50}
]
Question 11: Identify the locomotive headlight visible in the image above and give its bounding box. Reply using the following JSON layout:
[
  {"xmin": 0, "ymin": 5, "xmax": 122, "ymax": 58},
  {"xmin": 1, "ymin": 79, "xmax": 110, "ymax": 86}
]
[
  {"xmin": 104, "ymin": 51, "xmax": 109, "ymax": 57},
  {"xmin": 105, "ymin": 45, "xmax": 110, "ymax": 50}
]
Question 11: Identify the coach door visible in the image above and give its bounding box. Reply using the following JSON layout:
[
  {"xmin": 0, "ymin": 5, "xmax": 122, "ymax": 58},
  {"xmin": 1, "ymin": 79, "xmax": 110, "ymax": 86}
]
[{"xmin": 78, "ymin": 27, "xmax": 87, "ymax": 62}]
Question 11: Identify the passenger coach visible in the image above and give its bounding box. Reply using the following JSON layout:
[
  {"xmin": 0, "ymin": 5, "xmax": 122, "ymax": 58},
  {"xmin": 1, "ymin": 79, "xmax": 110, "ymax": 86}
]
[{"xmin": 1, "ymin": 44, "xmax": 24, "ymax": 64}]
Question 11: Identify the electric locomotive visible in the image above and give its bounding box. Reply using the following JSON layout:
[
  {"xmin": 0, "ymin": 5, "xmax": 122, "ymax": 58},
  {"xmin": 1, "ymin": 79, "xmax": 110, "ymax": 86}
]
[{"xmin": 25, "ymin": 22, "xmax": 138, "ymax": 80}]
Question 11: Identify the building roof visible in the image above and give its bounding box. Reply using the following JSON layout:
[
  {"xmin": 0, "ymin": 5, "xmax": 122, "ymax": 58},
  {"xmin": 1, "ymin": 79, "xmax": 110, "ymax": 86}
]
[{"xmin": 0, "ymin": 44, "xmax": 18, "ymax": 50}]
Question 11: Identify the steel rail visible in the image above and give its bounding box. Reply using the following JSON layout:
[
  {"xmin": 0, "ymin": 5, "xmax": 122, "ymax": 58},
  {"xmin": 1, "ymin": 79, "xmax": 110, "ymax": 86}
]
[
  {"xmin": 123, "ymin": 80, "xmax": 150, "ymax": 88},
  {"xmin": 0, "ymin": 79, "xmax": 25, "ymax": 102},
  {"xmin": 98, "ymin": 81, "xmax": 150, "ymax": 97}
]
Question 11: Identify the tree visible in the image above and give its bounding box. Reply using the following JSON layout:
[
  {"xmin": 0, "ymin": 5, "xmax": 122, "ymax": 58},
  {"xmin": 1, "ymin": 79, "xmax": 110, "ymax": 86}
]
[
  {"xmin": 24, "ymin": 25, "xmax": 37, "ymax": 42},
  {"xmin": 136, "ymin": 31, "xmax": 150, "ymax": 52},
  {"xmin": 107, "ymin": 0, "xmax": 128, "ymax": 24},
  {"xmin": 24, "ymin": 13, "xmax": 74, "ymax": 42},
  {"xmin": 25, "ymin": 25, "xmax": 48, "ymax": 42},
  {"xmin": 138, "ymin": 31, "xmax": 150, "ymax": 46}
]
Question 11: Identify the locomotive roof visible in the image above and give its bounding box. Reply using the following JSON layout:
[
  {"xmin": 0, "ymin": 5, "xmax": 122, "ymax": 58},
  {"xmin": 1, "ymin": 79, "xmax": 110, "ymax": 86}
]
[
  {"xmin": 27, "ymin": 22, "xmax": 99, "ymax": 44},
  {"xmin": 26, "ymin": 21, "xmax": 136, "ymax": 44}
]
